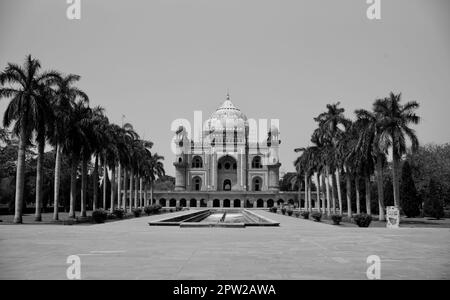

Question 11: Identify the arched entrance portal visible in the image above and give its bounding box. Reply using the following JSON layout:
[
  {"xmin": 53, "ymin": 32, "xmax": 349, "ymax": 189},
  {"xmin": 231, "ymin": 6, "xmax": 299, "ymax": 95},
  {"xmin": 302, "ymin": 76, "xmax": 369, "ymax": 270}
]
[{"xmin": 217, "ymin": 155, "xmax": 237, "ymax": 191}]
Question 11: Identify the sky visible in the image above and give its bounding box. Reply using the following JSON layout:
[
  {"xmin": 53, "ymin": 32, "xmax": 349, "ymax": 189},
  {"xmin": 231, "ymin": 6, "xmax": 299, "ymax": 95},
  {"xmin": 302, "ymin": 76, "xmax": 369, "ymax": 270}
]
[{"xmin": 1, "ymin": 0, "xmax": 449, "ymax": 176}]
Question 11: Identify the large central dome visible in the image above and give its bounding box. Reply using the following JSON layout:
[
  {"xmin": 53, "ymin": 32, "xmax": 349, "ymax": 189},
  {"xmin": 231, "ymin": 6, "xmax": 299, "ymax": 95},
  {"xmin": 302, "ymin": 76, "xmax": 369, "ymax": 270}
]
[{"xmin": 206, "ymin": 94, "xmax": 248, "ymax": 131}]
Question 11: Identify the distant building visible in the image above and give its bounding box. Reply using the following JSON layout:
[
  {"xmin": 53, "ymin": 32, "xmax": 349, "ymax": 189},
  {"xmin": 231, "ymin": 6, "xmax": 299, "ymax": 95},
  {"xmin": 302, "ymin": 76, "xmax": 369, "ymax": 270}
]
[{"xmin": 152, "ymin": 94, "xmax": 304, "ymax": 208}]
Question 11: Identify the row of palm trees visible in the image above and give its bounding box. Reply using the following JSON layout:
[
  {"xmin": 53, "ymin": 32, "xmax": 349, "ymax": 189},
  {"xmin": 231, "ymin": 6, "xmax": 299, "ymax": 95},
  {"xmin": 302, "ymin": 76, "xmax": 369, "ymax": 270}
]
[
  {"xmin": 0, "ymin": 55, "xmax": 165, "ymax": 223},
  {"xmin": 294, "ymin": 93, "xmax": 420, "ymax": 221}
]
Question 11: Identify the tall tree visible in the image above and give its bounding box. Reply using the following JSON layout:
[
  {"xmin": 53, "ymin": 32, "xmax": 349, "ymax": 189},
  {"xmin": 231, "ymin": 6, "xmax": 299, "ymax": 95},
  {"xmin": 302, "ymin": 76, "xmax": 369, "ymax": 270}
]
[
  {"xmin": 374, "ymin": 93, "xmax": 420, "ymax": 208},
  {"xmin": 354, "ymin": 108, "xmax": 389, "ymax": 220},
  {"xmin": 50, "ymin": 74, "xmax": 88, "ymax": 220},
  {"xmin": 0, "ymin": 55, "xmax": 59, "ymax": 223},
  {"xmin": 314, "ymin": 103, "xmax": 350, "ymax": 214}
]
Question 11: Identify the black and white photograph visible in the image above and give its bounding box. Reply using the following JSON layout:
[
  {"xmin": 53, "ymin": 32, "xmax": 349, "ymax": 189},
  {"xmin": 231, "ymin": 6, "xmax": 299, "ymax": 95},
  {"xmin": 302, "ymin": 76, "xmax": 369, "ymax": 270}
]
[{"xmin": 0, "ymin": 0, "xmax": 449, "ymax": 286}]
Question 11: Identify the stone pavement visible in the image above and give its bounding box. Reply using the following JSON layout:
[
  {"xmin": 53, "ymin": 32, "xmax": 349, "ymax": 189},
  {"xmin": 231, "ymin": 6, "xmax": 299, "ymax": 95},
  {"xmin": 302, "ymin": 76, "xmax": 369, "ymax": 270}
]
[{"xmin": 0, "ymin": 209, "xmax": 449, "ymax": 279}]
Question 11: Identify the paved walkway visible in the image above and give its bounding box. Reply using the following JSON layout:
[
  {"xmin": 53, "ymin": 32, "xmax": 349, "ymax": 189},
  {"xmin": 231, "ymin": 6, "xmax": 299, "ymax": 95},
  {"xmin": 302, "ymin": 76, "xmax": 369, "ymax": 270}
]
[{"xmin": 0, "ymin": 210, "xmax": 449, "ymax": 279}]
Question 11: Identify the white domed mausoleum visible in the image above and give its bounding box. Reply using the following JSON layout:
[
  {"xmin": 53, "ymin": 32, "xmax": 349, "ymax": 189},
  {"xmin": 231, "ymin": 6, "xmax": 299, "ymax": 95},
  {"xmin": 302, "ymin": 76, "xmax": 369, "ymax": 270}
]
[{"xmin": 153, "ymin": 94, "xmax": 301, "ymax": 208}]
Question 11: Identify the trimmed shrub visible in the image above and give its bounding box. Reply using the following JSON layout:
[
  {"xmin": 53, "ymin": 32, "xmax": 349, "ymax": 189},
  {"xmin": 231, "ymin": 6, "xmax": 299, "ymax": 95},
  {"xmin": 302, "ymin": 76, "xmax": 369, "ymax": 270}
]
[
  {"xmin": 92, "ymin": 209, "xmax": 108, "ymax": 224},
  {"xmin": 294, "ymin": 211, "xmax": 301, "ymax": 218},
  {"xmin": 107, "ymin": 213, "xmax": 116, "ymax": 220},
  {"xmin": 311, "ymin": 212, "xmax": 322, "ymax": 222},
  {"xmin": 132, "ymin": 208, "xmax": 142, "ymax": 217},
  {"xmin": 125, "ymin": 212, "xmax": 134, "ymax": 219},
  {"xmin": 154, "ymin": 204, "xmax": 162, "ymax": 214},
  {"xmin": 113, "ymin": 208, "xmax": 125, "ymax": 219},
  {"xmin": 331, "ymin": 214, "xmax": 343, "ymax": 225},
  {"xmin": 144, "ymin": 205, "xmax": 154, "ymax": 216},
  {"xmin": 301, "ymin": 211, "xmax": 310, "ymax": 219},
  {"xmin": 287, "ymin": 208, "xmax": 294, "ymax": 216},
  {"xmin": 353, "ymin": 213, "xmax": 372, "ymax": 227},
  {"xmin": 281, "ymin": 207, "xmax": 287, "ymax": 215},
  {"xmin": 269, "ymin": 207, "xmax": 278, "ymax": 213}
]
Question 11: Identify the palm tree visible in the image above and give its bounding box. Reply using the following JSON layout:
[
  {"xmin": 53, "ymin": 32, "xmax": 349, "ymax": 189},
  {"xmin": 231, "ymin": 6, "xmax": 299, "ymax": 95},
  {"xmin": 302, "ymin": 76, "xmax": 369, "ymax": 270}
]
[
  {"xmin": 145, "ymin": 153, "xmax": 165, "ymax": 205},
  {"xmin": 78, "ymin": 106, "xmax": 105, "ymax": 217},
  {"xmin": 50, "ymin": 74, "xmax": 88, "ymax": 220},
  {"xmin": 0, "ymin": 55, "xmax": 59, "ymax": 223},
  {"xmin": 354, "ymin": 108, "xmax": 389, "ymax": 220},
  {"xmin": 336, "ymin": 120, "xmax": 357, "ymax": 217},
  {"xmin": 62, "ymin": 101, "xmax": 92, "ymax": 218},
  {"xmin": 351, "ymin": 116, "xmax": 377, "ymax": 215},
  {"xmin": 34, "ymin": 81, "xmax": 58, "ymax": 221},
  {"xmin": 90, "ymin": 110, "xmax": 109, "ymax": 211},
  {"xmin": 315, "ymin": 102, "xmax": 351, "ymax": 214},
  {"xmin": 374, "ymin": 93, "xmax": 420, "ymax": 208}
]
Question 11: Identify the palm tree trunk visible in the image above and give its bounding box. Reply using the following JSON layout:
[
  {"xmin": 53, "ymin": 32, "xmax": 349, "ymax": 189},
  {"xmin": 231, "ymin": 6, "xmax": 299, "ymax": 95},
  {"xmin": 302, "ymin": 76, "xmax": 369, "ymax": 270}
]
[
  {"xmin": 81, "ymin": 157, "xmax": 87, "ymax": 217},
  {"xmin": 321, "ymin": 174, "xmax": 326, "ymax": 213},
  {"xmin": 129, "ymin": 169, "xmax": 134, "ymax": 212},
  {"xmin": 110, "ymin": 164, "xmax": 116, "ymax": 213},
  {"xmin": 297, "ymin": 171, "xmax": 302, "ymax": 209},
  {"xmin": 34, "ymin": 139, "xmax": 45, "ymax": 221},
  {"xmin": 144, "ymin": 182, "xmax": 148, "ymax": 206},
  {"xmin": 134, "ymin": 175, "xmax": 139, "ymax": 208},
  {"xmin": 304, "ymin": 173, "xmax": 309, "ymax": 211},
  {"xmin": 325, "ymin": 166, "xmax": 331, "ymax": 215},
  {"xmin": 117, "ymin": 164, "xmax": 121, "ymax": 209},
  {"xmin": 315, "ymin": 173, "xmax": 321, "ymax": 212},
  {"xmin": 150, "ymin": 180, "xmax": 154, "ymax": 205},
  {"xmin": 13, "ymin": 127, "xmax": 26, "ymax": 224},
  {"xmin": 345, "ymin": 172, "xmax": 352, "ymax": 217},
  {"xmin": 69, "ymin": 157, "xmax": 78, "ymax": 218},
  {"xmin": 122, "ymin": 168, "xmax": 127, "ymax": 210},
  {"xmin": 308, "ymin": 177, "xmax": 312, "ymax": 212},
  {"xmin": 53, "ymin": 143, "xmax": 62, "ymax": 221},
  {"xmin": 330, "ymin": 171, "xmax": 336, "ymax": 214},
  {"xmin": 376, "ymin": 157, "xmax": 385, "ymax": 221},
  {"xmin": 103, "ymin": 158, "xmax": 107, "ymax": 209},
  {"xmin": 355, "ymin": 177, "xmax": 361, "ymax": 214},
  {"xmin": 139, "ymin": 177, "xmax": 143, "ymax": 208},
  {"xmin": 92, "ymin": 155, "xmax": 99, "ymax": 211},
  {"xmin": 365, "ymin": 176, "xmax": 372, "ymax": 215},
  {"xmin": 392, "ymin": 150, "xmax": 401, "ymax": 208},
  {"xmin": 335, "ymin": 169, "xmax": 343, "ymax": 215}
]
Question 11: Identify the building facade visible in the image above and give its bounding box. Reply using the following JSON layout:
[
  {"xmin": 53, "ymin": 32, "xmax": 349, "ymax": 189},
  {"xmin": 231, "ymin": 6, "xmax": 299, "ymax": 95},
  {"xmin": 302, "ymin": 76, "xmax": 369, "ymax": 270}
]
[{"xmin": 151, "ymin": 94, "xmax": 303, "ymax": 208}]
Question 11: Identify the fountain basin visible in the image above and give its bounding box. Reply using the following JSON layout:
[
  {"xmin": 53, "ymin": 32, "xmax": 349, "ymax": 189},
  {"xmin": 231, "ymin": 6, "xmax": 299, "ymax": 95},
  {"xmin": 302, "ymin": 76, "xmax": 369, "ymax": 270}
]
[{"xmin": 149, "ymin": 209, "xmax": 279, "ymax": 228}]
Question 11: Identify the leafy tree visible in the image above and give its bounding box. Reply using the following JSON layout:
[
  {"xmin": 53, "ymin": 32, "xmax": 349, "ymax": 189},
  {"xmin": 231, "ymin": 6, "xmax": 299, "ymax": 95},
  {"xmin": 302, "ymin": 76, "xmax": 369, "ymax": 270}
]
[
  {"xmin": 423, "ymin": 179, "xmax": 445, "ymax": 219},
  {"xmin": 408, "ymin": 144, "xmax": 450, "ymax": 206},
  {"xmin": 400, "ymin": 161, "xmax": 421, "ymax": 217}
]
